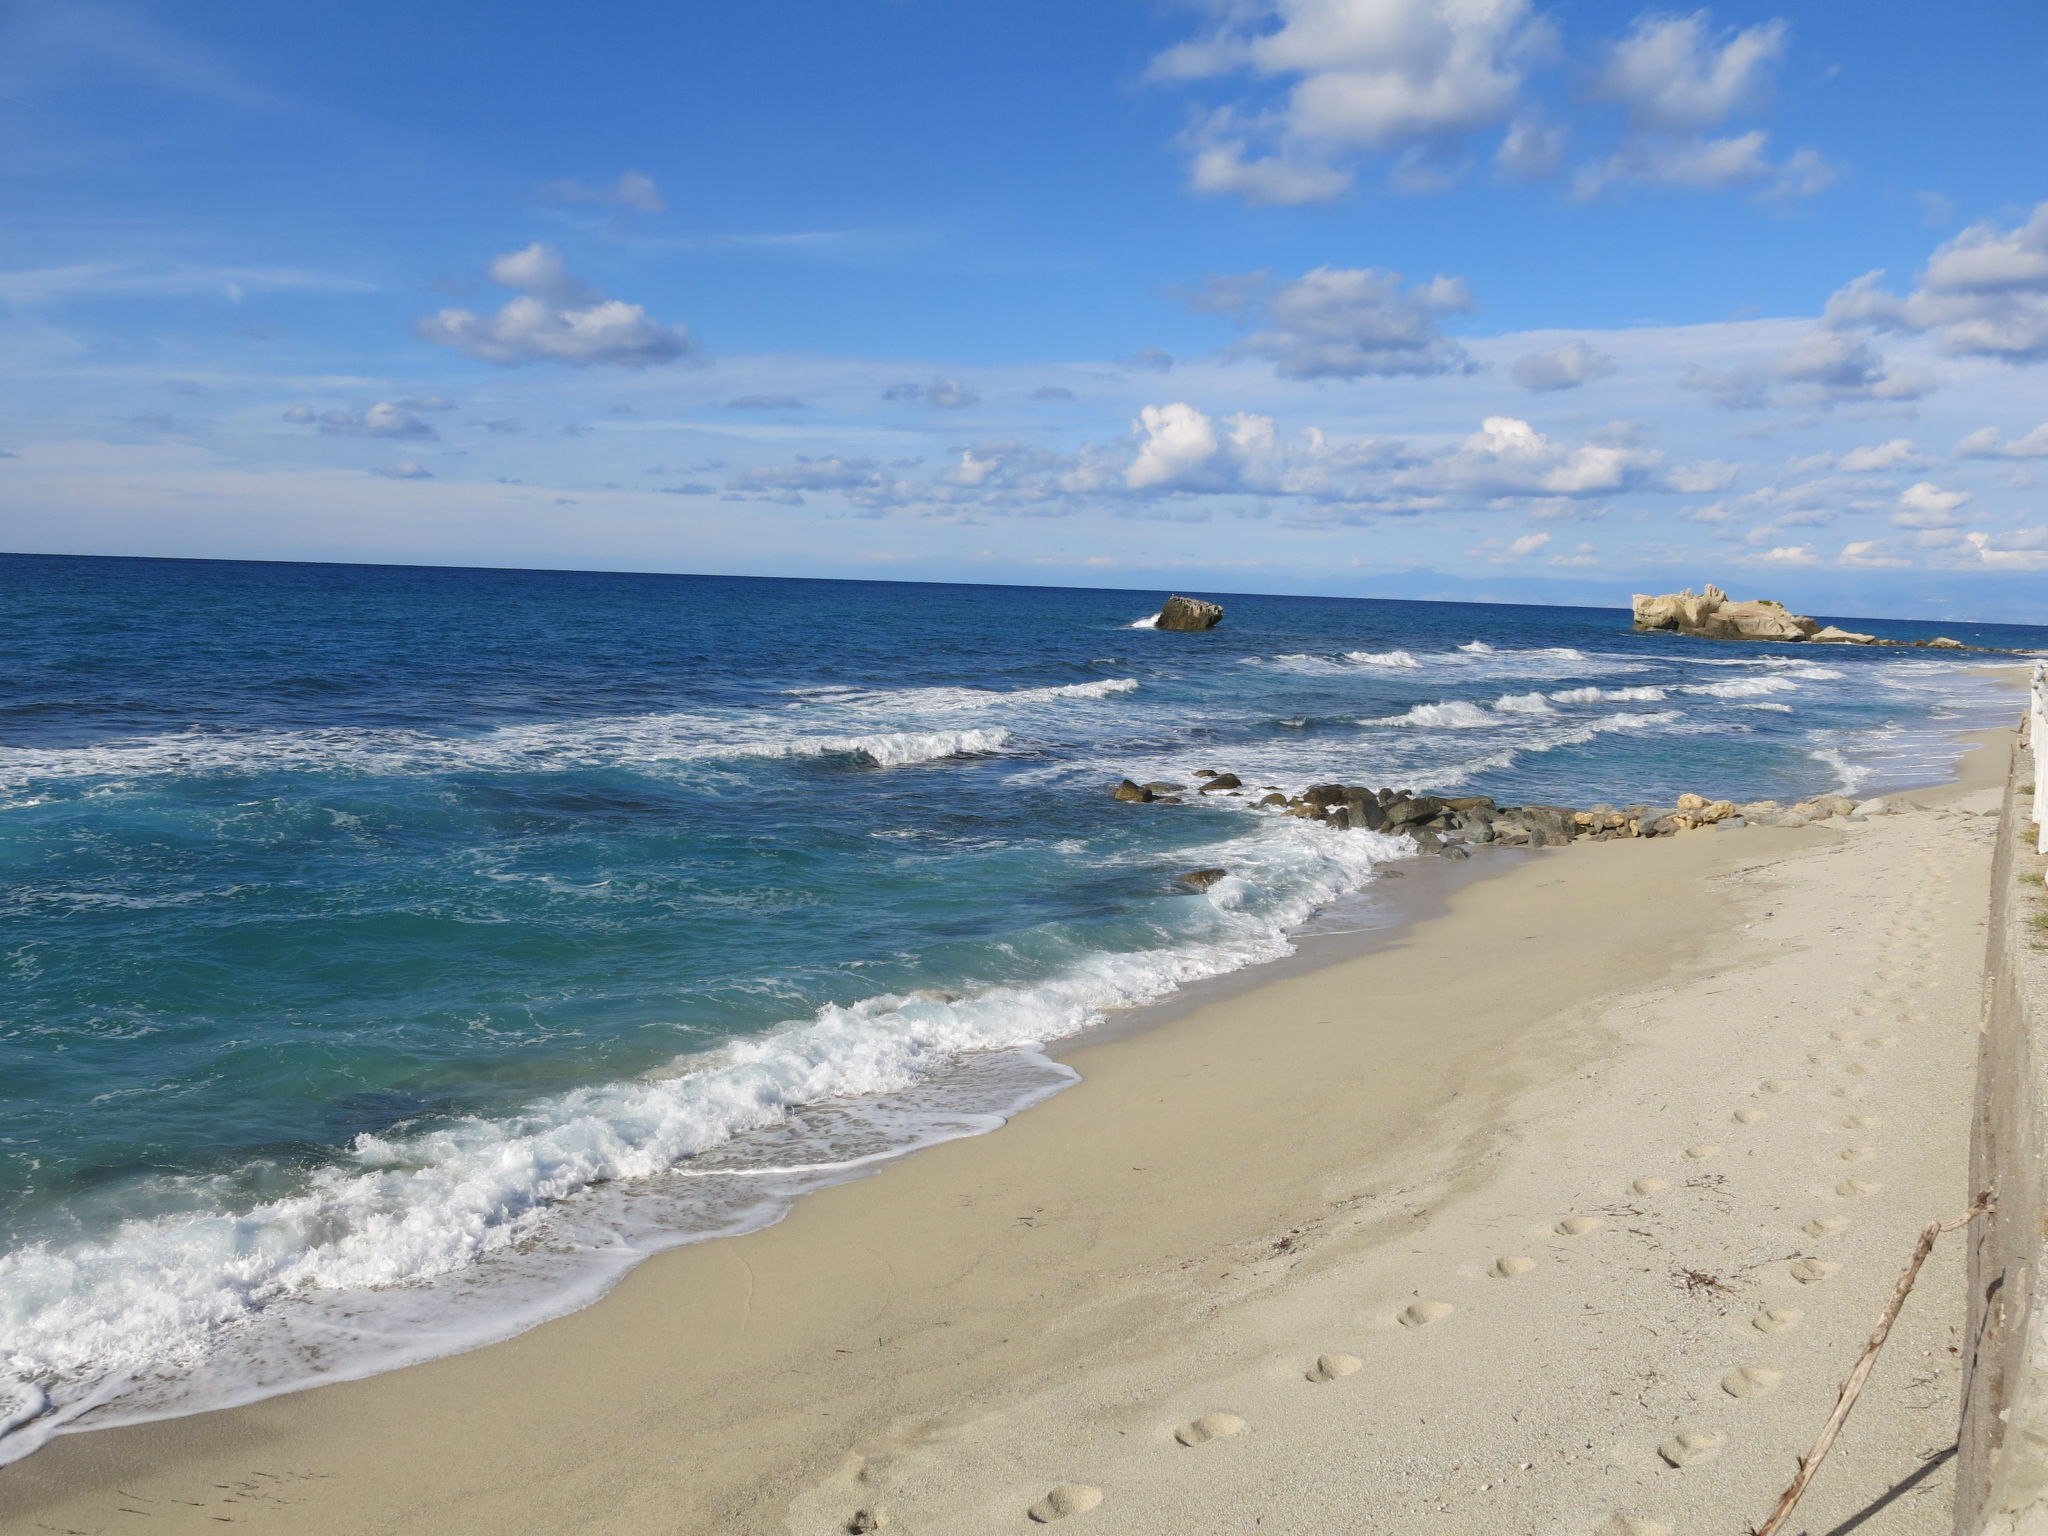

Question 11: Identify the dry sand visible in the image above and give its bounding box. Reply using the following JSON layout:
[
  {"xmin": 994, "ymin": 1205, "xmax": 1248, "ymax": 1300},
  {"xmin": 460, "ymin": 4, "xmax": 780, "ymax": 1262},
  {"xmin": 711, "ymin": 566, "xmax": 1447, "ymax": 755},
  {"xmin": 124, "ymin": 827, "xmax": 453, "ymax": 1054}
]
[{"xmin": 0, "ymin": 723, "xmax": 2015, "ymax": 1536}]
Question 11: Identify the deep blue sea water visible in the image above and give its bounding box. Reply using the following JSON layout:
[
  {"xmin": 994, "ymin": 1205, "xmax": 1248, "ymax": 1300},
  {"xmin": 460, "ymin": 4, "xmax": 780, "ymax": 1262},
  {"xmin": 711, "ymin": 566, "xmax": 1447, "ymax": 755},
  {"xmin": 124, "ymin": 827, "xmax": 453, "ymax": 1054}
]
[{"xmin": 2, "ymin": 551, "xmax": 2042, "ymax": 1458}]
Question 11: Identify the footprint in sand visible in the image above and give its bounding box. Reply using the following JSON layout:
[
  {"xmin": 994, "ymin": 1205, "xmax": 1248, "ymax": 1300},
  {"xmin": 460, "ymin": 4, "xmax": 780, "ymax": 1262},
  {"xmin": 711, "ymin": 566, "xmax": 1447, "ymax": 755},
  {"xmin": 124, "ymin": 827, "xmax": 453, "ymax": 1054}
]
[
  {"xmin": 1753, "ymin": 1307, "xmax": 1803, "ymax": 1333},
  {"xmin": 1838, "ymin": 1146, "xmax": 1876, "ymax": 1163},
  {"xmin": 1029, "ymin": 1485, "xmax": 1103, "ymax": 1522},
  {"xmin": 1632, "ymin": 1177, "xmax": 1670, "ymax": 1195},
  {"xmin": 1806, "ymin": 1216, "xmax": 1850, "ymax": 1236},
  {"xmin": 1830, "ymin": 1028, "xmax": 1862, "ymax": 1042},
  {"xmin": 1400, "ymin": 1300, "xmax": 1455, "ymax": 1327},
  {"xmin": 1593, "ymin": 1518, "xmax": 1671, "ymax": 1536},
  {"xmin": 1307, "ymin": 1354, "xmax": 1362, "ymax": 1382},
  {"xmin": 1657, "ymin": 1430, "xmax": 1727, "ymax": 1468},
  {"xmin": 1174, "ymin": 1413, "xmax": 1247, "ymax": 1446},
  {"xmin": 1843, "ymin": 1062, "xmax": 1878, "ymax": 1076},
  {"xmin": 847, "ymin": 1510, "xmax": 890, "ymax": 1533},
  {"xmin": 1721, "ymin": 1366, "xmax": 1784, "ymax": 1399},
  {"xmin": 1556, "ymin": 1216, "xmax": 1605, "ymax": 1236},
  {"xmin": 1792, "ymin": 1258, "xmax": 1843, "ymax": 1284},
  {"xmin": 1840, "ymin": 1115, "xmax": 1881, "ymax": 1129},
  {"xmin": 1869, "ymin": 1036, "xmax": 1897, "ymax": 1049},
  {"xmin": 1837, "ymin": 1178, "xmax": 1881, "ymax": 1198},
  {"xmin": 1733, "ymin": 1109, "xmax": 1768, "ymax": 1124},
  {"xmin": 1758, "ymin": 1079, "xmax": 1796, "ymax": 1094},
  {"xmin": 1492, "ymin": 1256, "xmax": 1538, "ymax": 1278},
  {"xmin": 1806, "ymin": 1053, "xmax": 1835, "ymax": 1066},
  {"xmin": 1832, "ymin": 1086, "xmax": 1868, "ymax": 1100},
  {"xmin": 1684, "ymin": 1145, "xmax": 1719, "ymax": 1160}
]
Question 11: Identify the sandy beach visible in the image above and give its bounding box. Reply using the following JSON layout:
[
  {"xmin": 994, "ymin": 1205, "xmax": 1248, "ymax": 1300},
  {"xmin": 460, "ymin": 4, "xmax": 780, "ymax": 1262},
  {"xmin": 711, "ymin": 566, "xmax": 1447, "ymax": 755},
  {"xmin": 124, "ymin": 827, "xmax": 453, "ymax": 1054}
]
[{"xmin": 0, "ymin": 714, "xmax": 2018, "ymax": 1536}]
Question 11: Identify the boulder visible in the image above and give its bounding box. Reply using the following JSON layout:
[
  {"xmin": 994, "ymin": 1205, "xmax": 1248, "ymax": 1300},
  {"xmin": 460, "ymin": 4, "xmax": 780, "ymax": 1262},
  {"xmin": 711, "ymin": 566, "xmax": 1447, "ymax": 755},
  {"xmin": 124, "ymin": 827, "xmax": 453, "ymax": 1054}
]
[
  {"xmin": 1198, "ymin": 773, "xmax": 1242, "ymax": 792},
  {"xmin": 1113, "ymin": 779, "xmax": 1154, "ymax": 803},
  {"xmin": 1255, "ymin": 792, "xmax": 1289, "ymax": 808},
  {"xmin": 1922, "ymin": 635, "xmax": 1966, "ymax": 649},
  {"xmin": 1300, "ymin": 784, "xmax": 1350, "ymax": 811},
  {"xmin": 1178, "ymin": 868, "xmax": 1229, "ymax": 891},
  {"xmin": 1154, "ymin": 595, "xmax": 1224, "ymax": 631},
  {"xmin": 1812, "ymin": 625, "xmax": 1878, "ymax": 644},
  {"xmin": 1141, "ymin": 781, "xmax": 1186, "ymax": 793}
]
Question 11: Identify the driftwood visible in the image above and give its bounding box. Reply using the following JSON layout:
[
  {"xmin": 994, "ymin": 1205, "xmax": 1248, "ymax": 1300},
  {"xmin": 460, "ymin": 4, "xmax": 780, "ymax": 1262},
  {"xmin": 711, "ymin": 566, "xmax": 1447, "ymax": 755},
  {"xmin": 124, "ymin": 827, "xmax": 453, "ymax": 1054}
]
[{"xmin": 1751, "ymin": 1195, "xmax": 1992, "ymax": 1536}]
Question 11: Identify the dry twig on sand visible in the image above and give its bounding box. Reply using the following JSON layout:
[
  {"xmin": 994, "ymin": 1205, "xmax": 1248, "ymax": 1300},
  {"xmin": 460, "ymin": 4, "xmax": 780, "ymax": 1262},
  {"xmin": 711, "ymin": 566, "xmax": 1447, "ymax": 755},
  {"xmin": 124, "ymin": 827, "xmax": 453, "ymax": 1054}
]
[{"xmin": 1751, "ymin": 1195, "xmax": 1991, "ymax": 1536}]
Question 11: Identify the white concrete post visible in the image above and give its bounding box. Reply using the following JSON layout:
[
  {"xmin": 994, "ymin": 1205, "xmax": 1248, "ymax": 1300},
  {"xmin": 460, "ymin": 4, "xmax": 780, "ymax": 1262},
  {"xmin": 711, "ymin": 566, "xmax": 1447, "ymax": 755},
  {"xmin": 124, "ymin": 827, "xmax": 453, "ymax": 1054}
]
[{"xmin": 2034, "ymin": 661, "xmax": 2048, "ymax": 855}]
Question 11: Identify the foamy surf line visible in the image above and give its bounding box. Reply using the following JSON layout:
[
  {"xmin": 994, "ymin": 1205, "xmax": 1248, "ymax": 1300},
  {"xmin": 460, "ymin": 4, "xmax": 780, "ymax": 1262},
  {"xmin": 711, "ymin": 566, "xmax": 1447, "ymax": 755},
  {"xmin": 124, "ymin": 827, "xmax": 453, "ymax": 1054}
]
[
  {"xmin": 0, "ymin": 675, "xmax": 1146, "ymax": 790},
  {"xmin": 0, "ymin": 814, "xmax": 1409, "ymax": 1465}
]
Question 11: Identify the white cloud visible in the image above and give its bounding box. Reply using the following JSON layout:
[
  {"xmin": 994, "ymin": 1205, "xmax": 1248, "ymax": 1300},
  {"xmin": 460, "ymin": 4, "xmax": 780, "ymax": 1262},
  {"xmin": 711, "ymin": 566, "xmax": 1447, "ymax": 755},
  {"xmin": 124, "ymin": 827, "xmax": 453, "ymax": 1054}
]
[
  {"xmin": 1683, "ymin": 327, "xmax": 1929, "ymax": 411},
  {"xmin": 1957, "ymin": 423, "xmax": 2048, "ymax": 458},
  {"xmin": 284, "ymin": 401, "xmax": 438, "ymax": 439},
  {"xmin": 1820, "ymin": 205, "xmax": 2048, "ymax": 363},
  {"xmin": 1594, "ymin": 13, "xmax": 1786, "ymax": 133},
  {"xmin": 1496, "ymin": 112, "xmax": 1564, "ymax": 177},
  {"xmin": 1891, "ymin": 480, "xmax": 1971, "ymax": 528},
  {"xmin": 1127, "ymin": 402, "xmax": 1224, "ymax": 490},
  {"xmin": 1511, "ymin": 340, "xmax": 1615, "ymax": 391},
  {"xmin": 1574, "ymin": 14, "xmax": 1831, "ymax": 200},
  {"xmin": 543, "ymin": 171, "xmax": 667, "ymax": 213},
  {"xmin": 880, "ymin": 377, "xmax": 981, "ymax": 408},
  {"xmin": 1153, "ymin": 0, "xmax": 1553, "ymax": 201},
  {"xmin": 372, "ymin": 460, "xmax": 432, "ymax": 479},
  {"xmin": 1965, "ymin": 530, "xmax": 2048, "ymax": 570},
  {"xmin": 1190, "ymin": 265, "xmax": 1476, "ymax": 379},
  {"xmin": 1831, "ymin": 438, "xmax": 1919, "ymax": 472},
  {"xmin": 415, "ymin": 244, "xmax": 695, "ymax": 368},
  {"xmin": 1746, "ymin": 543, "xmax": 1817, "ymax": 565},
  {"xmin": 1839, "ymin": 539, "xmax": 1911, "ymax": 569}
]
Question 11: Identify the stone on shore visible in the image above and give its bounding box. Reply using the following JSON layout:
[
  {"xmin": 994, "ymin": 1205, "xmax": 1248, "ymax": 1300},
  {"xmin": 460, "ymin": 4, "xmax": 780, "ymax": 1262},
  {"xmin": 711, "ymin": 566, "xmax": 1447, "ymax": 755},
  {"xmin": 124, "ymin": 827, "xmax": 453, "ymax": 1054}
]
[
  {"xmin": 1154, "ymin": 595, "xmax": 1224, "ymax": 631},
  {"xmin": 1178, "ymin": 868, "xmax": 1229, "ymax": 891},
  {"xmin": 1813, "ymin": 625, "xmax": 1879, "ymax": 643},
  {"xmin": 1113, "ymin": 779, "xmax": 1154, "ymax": 802}
]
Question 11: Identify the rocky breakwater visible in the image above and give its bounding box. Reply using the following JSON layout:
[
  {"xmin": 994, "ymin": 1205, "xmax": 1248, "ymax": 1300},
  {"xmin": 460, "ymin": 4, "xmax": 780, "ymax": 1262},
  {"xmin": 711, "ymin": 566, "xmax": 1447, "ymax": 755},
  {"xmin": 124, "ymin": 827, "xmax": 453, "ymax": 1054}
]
[
  {"xmin": 1115, "ymin": 768, "xmax": 1886, "ymax": 870},
  {"xmin": 1632, "ymin": 583, "xmax": 1991, "ymax": 650},
  {"xmin": 1152, "ymin": 595, "xmax": 1224, "ymax": 631}
]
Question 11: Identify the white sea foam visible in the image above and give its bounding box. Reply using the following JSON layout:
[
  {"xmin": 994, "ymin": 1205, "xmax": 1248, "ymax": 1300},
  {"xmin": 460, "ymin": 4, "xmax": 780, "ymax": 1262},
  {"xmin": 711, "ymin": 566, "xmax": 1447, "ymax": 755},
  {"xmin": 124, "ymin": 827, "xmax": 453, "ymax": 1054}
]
[
  {"xmin": 1128, "ymin": 613, "xmax": 1159, "ymax": 629},
  {"xmin": 1548, "ymin": 685, "xmax": 1669, "ymax": 703},
  {"xmin": 0, "ymin": 677, "xmax": 1143, "ymax": 790},
  {"xmin": 1491, "ymin": 692, "xmax": 1556, "ymax": 715},
  {"xmin": 1458, "ymin": 640, "xmax": 1494, "ymax": 653},
  {"xmin": 0, "ymin": 813, "xmax": 1411, "ymax": 1463},
  {"xmin": 1343, "ymin": 649, "xmax": 1421, "ymax": 667},
  {"xmin": 1683, "ymin": 677, "xmax": 1800, "ymax": 699},
  {"xmin": 1743, "ymin": 702, "xmax": 1795, "ymax": 713},
  {"xmin": 1365, "ymin": 701, "xmax": 1498, "ymax": 729}
]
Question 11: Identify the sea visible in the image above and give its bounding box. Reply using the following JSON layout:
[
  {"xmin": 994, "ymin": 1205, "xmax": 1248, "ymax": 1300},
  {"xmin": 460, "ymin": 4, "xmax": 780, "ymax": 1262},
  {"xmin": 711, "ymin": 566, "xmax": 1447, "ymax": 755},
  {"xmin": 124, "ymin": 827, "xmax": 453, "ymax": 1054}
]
[{"xmin": 3, "ymin": 551, "xmax": 2043, "ymax": 1462}]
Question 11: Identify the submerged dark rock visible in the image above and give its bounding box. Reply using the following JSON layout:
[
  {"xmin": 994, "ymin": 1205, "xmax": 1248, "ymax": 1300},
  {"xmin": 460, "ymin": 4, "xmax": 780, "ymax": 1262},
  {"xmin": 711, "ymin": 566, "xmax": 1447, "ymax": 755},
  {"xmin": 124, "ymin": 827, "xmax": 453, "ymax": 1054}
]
[{"xmin": 1178, "ymin": 868, "xmax": 1229, "ymax": 891}]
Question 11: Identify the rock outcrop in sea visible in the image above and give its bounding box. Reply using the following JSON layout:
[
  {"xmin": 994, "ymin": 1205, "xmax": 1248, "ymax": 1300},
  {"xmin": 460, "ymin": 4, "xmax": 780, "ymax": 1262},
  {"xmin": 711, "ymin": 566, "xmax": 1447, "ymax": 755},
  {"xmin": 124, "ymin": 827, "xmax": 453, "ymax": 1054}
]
[
  {"xmin": 1153, "ymin": 595, "xmax": 1224, "ymax": 631},
  {"xmin": 1631, "ymin": 584, "xmax": 1991, "ymax": 650}
]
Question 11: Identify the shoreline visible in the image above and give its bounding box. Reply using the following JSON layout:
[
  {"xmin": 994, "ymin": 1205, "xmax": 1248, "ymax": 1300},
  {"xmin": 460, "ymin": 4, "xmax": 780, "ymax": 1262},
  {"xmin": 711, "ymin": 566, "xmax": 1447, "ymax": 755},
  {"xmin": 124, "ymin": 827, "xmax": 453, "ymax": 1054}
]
[{"xmin": 0, "ymin": 699, "xmax": 2018, "ymax": 1534}]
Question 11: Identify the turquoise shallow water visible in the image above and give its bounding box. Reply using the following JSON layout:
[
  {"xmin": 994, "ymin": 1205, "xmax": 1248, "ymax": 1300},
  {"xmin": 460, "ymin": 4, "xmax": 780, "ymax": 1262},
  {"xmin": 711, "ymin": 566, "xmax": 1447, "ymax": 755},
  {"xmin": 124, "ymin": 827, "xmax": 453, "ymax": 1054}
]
[{"xmin": 1, "ymin": 551, "xmax": 2040, "ymax": 1457}]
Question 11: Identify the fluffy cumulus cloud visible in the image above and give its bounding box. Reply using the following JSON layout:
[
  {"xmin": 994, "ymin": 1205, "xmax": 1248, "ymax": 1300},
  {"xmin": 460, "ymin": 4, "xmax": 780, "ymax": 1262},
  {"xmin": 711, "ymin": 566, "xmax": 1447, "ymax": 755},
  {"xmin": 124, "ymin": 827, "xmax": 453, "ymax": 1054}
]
[
  {"xmin": 1574, "ymin": 14, "xmax": 1828, "ymax": 198},
  {"xmin": 1823, "ymin": 205, "xmax": 2048, "ymax": 363},
  {"xmin": 1152, "ymin": 0, "xmax": 1552, "ymax": 202},
  {"xmin": 1891, "ymin": 480, "xmax": 1971, "ymax": 529},
  {"xmin": 416, "ymin": 244, "xmax": 695, "ymax": 368},
  {"xmin": 1958, "ymin": 422, "xmax": 2048, "ymax": 458},
  {"xmin": 1190, "ymin": 265, "xmax": 1476, "ymax": 379},
  {"xmin": 283, "ymin": 401, "xmax": 437, "ymax": 439},
  {"xmin": 1511, "ymin": 340, "xmax": 1615, "ymax": 392},
  {"xmin": 1149, "ymin": 1, "xmax": 1828, "ymax": 204}
]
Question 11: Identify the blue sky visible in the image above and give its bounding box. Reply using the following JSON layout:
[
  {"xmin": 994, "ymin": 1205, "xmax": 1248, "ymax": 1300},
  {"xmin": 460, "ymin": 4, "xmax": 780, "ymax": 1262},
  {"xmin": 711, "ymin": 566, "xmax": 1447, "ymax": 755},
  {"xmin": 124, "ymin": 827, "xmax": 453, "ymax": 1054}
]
[{"xmin": 5, "ymin": 0, "xmax": 2048, "ymax": 619}]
